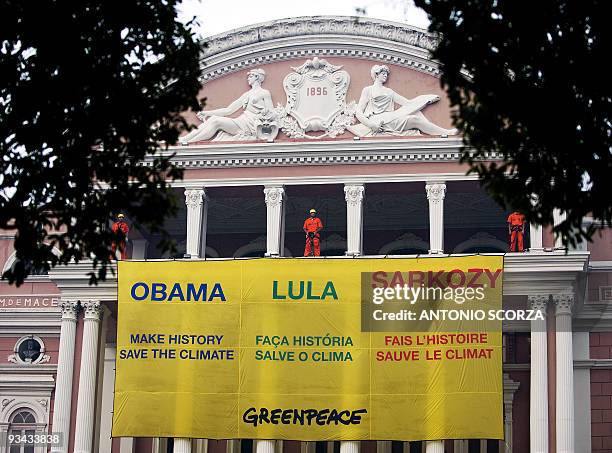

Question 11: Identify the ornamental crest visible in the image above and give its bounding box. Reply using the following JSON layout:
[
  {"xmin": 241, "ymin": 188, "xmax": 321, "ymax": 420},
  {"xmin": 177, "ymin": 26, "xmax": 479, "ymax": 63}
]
[{"xmin": 275, "ymin": 57, "xmax": 355, "ymax": 139}]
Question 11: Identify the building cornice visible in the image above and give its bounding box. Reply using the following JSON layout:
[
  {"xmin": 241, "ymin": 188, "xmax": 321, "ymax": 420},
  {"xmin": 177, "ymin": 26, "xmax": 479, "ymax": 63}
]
[
  {"xmin": 200, "ymin": 16, "xmax": 440, "ymax": 81},
  {"xmin": 174, "ymin": 172, "xmax": 479, "ymax": 188},
  {"xmin": 503, "ymin": 251, "xmax": 589, "ymax": 296},
  {"xmin": 48, "ymin": 262, "xmax": 118, "ymax": 303},
  {"xmin": 0, "ymin": 309, "xmax": 61, "ymax": 335},
  {"xmin": 147, "ymin": 137, "xmax": 490, "ymax": 170}
]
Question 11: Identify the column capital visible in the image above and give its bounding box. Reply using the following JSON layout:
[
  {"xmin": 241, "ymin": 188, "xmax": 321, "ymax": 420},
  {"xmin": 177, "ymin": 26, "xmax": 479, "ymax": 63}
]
[
  {"xmin": 425, "ymin": 182, "xmax": 446, "ymax": 203},
  {"xmin": 528, "ymin": 294, "xmax": 549, "ymax": 312},
  {"xmin": 60, "ymin": 300, "xmax": 79, "ymax": 320},
  {"xmin": 554, "ymin": 293, "xmax": 573, "ymax": 315},
  {"xmin": 81, "ymin": 300, "xmax": 101, "ymax": 320},
  {"xmin": 344, "ymin": 184, "xmax": 365, "ymax": 207},
  {"xmin": 263, "ymin": 186, "xmax": 285, "ymax": 207},
  {"xmin": 184, "ymin": 188, "xmax": 206, "ymax": 209}
]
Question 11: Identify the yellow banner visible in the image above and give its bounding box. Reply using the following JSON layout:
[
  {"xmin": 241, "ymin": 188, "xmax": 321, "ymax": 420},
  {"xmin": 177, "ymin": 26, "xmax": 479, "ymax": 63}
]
[{"xmin": 112, "ymin": 256, "xmax": 503, "ymax": 440}]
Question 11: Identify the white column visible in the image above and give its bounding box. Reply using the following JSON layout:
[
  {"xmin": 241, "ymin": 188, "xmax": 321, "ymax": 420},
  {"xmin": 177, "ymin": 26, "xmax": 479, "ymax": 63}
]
[
  {"xmin": 131, "ymin": 239, "xmax": 148, "ymax": 259},
  {"xmin": 528, "ymin": 195, "xmax": 543, "ymax": 251},
  {"xmin": 344, "ymin": 184, "xmax": 365, "ymax": 256},
  {"xmin": 553, "ymin": 209, "xmax": 567, "ymax": 249},
  {"xmin": 256, "ymin": 440, "xmax": 275, "ymax": 453},
  {"xmin": 174, "ymin": 439, "xmax": 192, "ymax": 453},
  {"xmin": 185, "ymin": 188, "xmax": 207, "ymax": 258},
  {"xmin": 425, "ymin": 441, "xmax": 444, "ymax": 453},
  {"xmin": 193, "ymin": 439, "xmax": 208, "ymax": 453},
  {"xmin": 98, "ymin": 346, "xmax": 116, "ymax": 453},
  {"xmin": 340, "ymin": 441, "xmax": 359, "ymax": 453},
  {"xmin": 528, "ymin": 294, "xmax": 549, "ymax": 453},
  {"xmin": 555, "ymin": 293, "xmax": 575, "ymax": 453},
  {"xmin": 375, "ymin": 441, "xmax": 391, "ymax": 453},
  {"xmin": 529, "ymin": 222, "xmax": 543, "ymax": 251},
  {"xmin": 264, "ymin": 186, "xmax": 285, "ymax": 256},
  {"xmin": 73, "ymin": 300, "xmax": 102, "ymax": 453},
  {"xmin": 120, "ymin": 438, "xmax": 135, "ymax": 453},
  {"xmin": 453, "ymin": 440, "xmax": 467, "ymax": 453},
  {"xmin": 50, "ymin": 301, "xmax": 79, "ymax": 453},
  {"xmin": 425, "ymin": 182, "xmax": 446, "ymax": 254},
  {"xmin": 573, "ymin": 331, "xmax": 592, "ymax": 452}
]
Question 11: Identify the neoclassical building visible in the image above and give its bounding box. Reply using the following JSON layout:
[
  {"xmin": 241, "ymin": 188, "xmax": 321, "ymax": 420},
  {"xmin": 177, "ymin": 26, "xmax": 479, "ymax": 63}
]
[{"xmin": 1, "ymin": 15, "xmax": 611, "ymax": 453}]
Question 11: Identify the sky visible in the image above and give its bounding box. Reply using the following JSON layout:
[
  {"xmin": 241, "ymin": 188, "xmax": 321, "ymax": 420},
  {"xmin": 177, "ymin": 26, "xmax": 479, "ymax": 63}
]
[{"xmin": 177, "ymin": 0, "xmax": 430, "ymax": 38}]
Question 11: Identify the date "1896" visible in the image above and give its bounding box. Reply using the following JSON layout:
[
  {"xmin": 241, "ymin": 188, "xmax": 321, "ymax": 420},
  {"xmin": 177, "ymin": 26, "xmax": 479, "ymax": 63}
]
[{"xmin": 305, "ymin": 87, "xmax": 328, "ymax": 96}]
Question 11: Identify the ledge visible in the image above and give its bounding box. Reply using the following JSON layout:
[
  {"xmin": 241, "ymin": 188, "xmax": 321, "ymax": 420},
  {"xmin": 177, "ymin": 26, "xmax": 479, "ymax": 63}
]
[
  {"xmin": 48, "ymin": 252, "xmax": 589, "ymax": 300},
  {"xmin": 142, "ymin": 137, "xmax": 480, "ymax": 169}
]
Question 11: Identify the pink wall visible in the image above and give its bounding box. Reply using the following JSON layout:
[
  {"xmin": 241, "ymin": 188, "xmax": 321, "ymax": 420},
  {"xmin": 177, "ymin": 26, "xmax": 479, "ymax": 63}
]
[
  {"xmin": 509, "ymin": 370, "xmax": 530, "ymax": 453},
  {"xmin": 134, "ymin": 438, "xmax": 153, "ymax": 453},
  {"xmin": 543, "ymin": 226, "xmax": 555, "ymax": 249},
  {"xmin": 589, "ymin": 228, "xmax": 612, "ymax": 261},
  {"xmin": 208, "ymin": 440, "xmax": 227, "ymax": 453},
  {"xmin": 590, "ymin": 333, "xmax": 612, "ymax": 452}
]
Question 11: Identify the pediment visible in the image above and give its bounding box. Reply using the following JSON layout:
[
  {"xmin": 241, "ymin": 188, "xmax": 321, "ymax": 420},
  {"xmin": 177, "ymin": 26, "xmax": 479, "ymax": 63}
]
[{"xmin": 180, "ymin": 16, "xmax": 456, "ymax": 145}]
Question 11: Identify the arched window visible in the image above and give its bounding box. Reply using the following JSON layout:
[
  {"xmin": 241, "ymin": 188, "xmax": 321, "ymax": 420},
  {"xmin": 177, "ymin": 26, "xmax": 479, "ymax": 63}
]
[{"xmin": 7, "ymin": 410, "xmax": 37, "ymax": 453}]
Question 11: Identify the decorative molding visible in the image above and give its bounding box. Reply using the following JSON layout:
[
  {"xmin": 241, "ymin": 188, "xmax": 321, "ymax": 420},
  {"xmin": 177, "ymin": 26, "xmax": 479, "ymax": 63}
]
[
  {"xmin": 81, "ymin": 300, "xmax": 101, "ymax": 320},
  {"xmin": 554, "ymin": 293, "xmax": 574, "ymax": 316},
  {"xmin": 263, "ymin": 186, "xmax": 285, "ymax": 207},
  {"xmin": 202, "ymin": 17, "xmax": 438, "ymax": 58},
  {"xmin": 278, "ymin": 57, "xmax": 355, "ymax": 139},
  {"xmin": 184, "ymin": 189, "xmax": 206, "ymax": 209},
  {"xmin": 59, "ymin": 300, "xmax": 79, "ymax": 320},
  {"xmin": 344, "ymin": 184, "xmax": 365, "ymax": 207},
  {"xmin": 425, "ymin": 182, "xmax": 446, "ymax": 203},
  {"xmin": 528, "ymin": 294, "xmax": 549, "ymax": 312},
  {"xmin": 6, "ymin": 354, "xmax": 50, "ymax": 365},
  {"xmin": 7, "ymin": 335, "xmax": 50, "ymax": 365},
  {"xmin": 199, "ymin": 17, "xmax": 441, "ymax": 81},
  {"xmin": 148, "ymin": 137, "xmax": 483, "ymax": 169}
]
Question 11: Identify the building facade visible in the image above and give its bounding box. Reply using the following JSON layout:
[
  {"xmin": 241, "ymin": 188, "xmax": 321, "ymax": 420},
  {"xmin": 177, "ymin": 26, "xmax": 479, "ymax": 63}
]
[{"xmin": 1, "ymin": 16, "xmax": 611, "ymax": 453}]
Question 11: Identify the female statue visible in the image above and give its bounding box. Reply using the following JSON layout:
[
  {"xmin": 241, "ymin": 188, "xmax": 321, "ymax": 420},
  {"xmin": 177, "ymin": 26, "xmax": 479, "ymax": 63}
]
[
  {"xmin": 349, "ymin": 65, "xmax": 458, "ymax": 137},
  {"xmin": 181, "ymin": 68, "xmax": 274, "ymax": 143}
]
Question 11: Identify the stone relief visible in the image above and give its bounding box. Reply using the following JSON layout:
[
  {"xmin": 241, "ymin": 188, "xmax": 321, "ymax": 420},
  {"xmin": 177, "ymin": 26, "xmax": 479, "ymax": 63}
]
[
  {"xmin": 348, "ymin": 65, "xmax": 457, "ymax": 137},
  {"xmin": 181, "ymin": 60, "xmax": 457, "ymax": 144},
  {"xmin": 181, "ymin": 68, "xmax": 278, "ymax": 144},
  {"xmin": 202, "ymin": 17, "xmax": 439, "ymax": 58},
  {"xmin": 276, "ymin": 57, "xmax": 355, "ymax": 139}
]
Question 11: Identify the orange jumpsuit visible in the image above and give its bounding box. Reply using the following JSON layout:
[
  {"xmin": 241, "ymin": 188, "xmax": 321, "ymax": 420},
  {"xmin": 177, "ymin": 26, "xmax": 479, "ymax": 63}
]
[
  {"xmin": 303, "ymin": 217, "xmax": 323, "ymax": 256},
  {"xmin": 507, "ymin": 212, "xmax": 526, "ymax": 252},
  {"xmin": 112, "ymin": 220, "xmax": 130, "ymax": 259}
]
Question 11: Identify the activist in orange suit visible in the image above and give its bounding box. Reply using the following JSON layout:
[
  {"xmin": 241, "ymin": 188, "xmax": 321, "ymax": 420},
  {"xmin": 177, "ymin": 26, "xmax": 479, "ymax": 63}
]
[
  {"xmin": 303, "ymin": 209, "xmax": 323, "ymax": 256},
  {"xmin": 112, "ymin": 213, "xmax": 130, "ymax": 260},
  {"xmin": 507, "ymin": 211, "xmax": 526, "ymax": 252}
]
